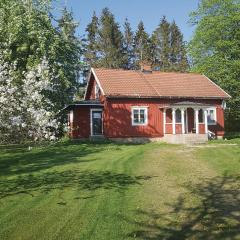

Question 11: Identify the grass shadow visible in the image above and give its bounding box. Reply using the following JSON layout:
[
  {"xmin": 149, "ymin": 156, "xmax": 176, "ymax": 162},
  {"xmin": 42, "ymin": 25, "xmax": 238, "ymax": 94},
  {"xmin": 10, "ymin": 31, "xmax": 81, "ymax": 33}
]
[
  {"xmin": 123, "ymin": 175, "xmax": 240, "ymax": 240},
  {"xmin": 0, "ymin": 170, "xmax": 153, "ymax": 199},
  {"xmin": 0, "ymin": 142, "xmax": 126, "ymax": 176}
]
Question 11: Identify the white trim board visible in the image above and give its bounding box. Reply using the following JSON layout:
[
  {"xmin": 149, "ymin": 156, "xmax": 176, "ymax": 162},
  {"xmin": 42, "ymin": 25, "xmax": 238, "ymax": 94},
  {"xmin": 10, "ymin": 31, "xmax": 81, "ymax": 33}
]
[
  {"xmin": 83, "ymin": 69, "xmax": 93, "ymax": 100},
  {"xmin": 203, "ymin": 74, "xmax": 231, "ymax": 99},
  {"xmin": 84, "ymin": 68, "xmax": 105, "ymax": 100},
  {"xmin": 91, "ymin": 68, "xmax": 105, "ymax": 95}
]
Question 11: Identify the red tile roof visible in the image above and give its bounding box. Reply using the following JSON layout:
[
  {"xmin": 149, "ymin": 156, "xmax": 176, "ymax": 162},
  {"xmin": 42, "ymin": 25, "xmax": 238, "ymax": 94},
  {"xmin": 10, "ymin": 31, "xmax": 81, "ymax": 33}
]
[{"xmin": 92, "ymin": 68, "xmax": 230, "ymax": 99}]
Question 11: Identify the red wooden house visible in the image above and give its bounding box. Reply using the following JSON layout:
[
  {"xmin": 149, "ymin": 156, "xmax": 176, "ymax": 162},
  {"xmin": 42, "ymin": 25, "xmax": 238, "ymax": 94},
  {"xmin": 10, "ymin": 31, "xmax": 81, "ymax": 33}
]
[{"xmin": 65, "ymin": 68, "xmax": 230, "ymax": 143}]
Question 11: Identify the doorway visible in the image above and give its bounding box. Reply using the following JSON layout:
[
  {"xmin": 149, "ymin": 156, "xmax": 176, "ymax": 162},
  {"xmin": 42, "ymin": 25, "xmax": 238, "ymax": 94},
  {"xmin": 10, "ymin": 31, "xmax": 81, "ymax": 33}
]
[{"xmin": 91, "ymin": 109, "xmax": 103, "ymax": 136}]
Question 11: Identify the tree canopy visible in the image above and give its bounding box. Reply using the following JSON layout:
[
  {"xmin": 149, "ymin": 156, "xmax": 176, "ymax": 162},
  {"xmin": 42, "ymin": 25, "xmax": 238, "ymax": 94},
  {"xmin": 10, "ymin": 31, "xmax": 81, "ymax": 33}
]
[
  {"xmin": 189, "ymin": 0, "xmax": 240, "ymax": 131},
  {"xmin": 84, "ymin": 9, "xmax": 188, "ymax": 71},
  {"xmin": 0, "ymin": 0, "xmax": 82, "ymax": 142}
]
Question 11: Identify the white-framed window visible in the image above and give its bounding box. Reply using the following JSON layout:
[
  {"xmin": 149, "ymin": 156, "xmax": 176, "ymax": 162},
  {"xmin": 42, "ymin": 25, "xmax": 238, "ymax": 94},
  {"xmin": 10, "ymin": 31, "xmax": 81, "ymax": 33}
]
[
  {"xmin": 207, "ymin": 107, "xmax": 217, "ymax": 125},
  {"xmin": 131, "ymin": 107, "xmax": 148, "ymax": 126},
  {"xmin": 95, "ymin": 83, "xmax": 100, "ymax": 99}
]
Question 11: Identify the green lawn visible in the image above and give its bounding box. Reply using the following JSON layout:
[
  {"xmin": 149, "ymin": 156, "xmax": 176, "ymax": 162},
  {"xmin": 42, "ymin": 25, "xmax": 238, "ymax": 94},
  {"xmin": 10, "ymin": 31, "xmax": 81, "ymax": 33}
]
[{"xmin": 0, "ymin": 140, "xmax": 239, "ymax": 240}]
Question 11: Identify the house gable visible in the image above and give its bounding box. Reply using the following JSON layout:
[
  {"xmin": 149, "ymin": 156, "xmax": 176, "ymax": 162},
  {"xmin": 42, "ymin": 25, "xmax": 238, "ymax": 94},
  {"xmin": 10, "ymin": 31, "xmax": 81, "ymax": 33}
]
[{"xmin": 84, "ymin": 69, "xmax": 105, "ymax": 101}]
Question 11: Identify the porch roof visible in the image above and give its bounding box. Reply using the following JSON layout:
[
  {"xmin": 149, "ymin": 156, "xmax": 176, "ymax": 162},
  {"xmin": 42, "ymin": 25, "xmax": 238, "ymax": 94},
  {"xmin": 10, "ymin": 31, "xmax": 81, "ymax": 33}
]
[
  {"xmin": 63, "ymin": 100, "xmax": 104, "ymax": 111},
  {"xmin": 159, "ymin": 101, "xmax": 212, "ymax": 109}
]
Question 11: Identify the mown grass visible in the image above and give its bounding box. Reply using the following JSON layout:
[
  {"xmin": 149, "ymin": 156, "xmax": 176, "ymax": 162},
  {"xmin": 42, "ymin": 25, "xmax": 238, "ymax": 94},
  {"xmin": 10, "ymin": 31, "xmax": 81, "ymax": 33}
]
[{"xmin": 0, "ymin": 140, "xmax": 239, "ymax": 240}]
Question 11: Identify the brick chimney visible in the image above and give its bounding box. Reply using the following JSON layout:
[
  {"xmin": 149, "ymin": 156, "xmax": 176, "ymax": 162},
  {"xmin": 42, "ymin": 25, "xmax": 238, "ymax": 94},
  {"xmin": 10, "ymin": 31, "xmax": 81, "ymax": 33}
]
[{"xmin": 140, "ymin": 62, "xmax": 152, "ymax": 73}]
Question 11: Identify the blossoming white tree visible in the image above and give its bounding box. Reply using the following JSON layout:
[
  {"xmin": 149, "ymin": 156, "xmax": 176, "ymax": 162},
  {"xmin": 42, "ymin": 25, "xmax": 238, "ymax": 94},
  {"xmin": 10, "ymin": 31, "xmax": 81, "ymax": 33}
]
[{"xmin": 0, "ymin": 55, "xmax": 59, "ymax": 143}]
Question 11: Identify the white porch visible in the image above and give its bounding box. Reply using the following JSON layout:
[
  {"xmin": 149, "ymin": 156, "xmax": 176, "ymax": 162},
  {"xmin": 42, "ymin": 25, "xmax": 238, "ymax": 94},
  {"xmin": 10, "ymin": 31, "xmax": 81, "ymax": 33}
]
[{"xmin": 161, "ymin": 101, "xmax": 213, "ymax": 143}]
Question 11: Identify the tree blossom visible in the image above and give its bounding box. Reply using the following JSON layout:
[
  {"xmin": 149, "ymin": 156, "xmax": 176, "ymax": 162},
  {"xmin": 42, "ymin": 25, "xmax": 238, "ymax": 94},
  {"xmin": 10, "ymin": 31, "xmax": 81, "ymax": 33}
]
[{"xmin": 0, "ymin": 55, "xmax": 60, "ymax": 143}]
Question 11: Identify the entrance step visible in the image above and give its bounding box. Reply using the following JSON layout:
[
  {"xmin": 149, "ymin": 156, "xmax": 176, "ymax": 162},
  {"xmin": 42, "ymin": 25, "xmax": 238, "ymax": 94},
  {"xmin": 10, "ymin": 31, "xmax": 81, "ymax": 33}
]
[
  {"xmin": 89, "ymin": 135, "xmax": 106, "ymax": 141},
  {"xmin": 163, "ymin": 134, "xmax": 208, "ymax": 144}
]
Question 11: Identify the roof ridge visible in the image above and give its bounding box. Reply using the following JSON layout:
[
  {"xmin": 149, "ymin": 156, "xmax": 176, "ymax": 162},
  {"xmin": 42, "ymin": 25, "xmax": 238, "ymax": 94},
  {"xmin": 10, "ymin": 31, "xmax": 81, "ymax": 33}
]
[{"xmin": 93, "ymin": 68, "xmax": 203, "ymax": 76}]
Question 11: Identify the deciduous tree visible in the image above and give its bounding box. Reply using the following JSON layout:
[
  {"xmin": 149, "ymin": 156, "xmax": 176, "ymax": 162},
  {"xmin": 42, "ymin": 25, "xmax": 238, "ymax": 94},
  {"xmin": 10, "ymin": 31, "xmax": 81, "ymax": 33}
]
[{"xmin": 189, "ymin": 0, "xmax": 240, "ymax": 131}]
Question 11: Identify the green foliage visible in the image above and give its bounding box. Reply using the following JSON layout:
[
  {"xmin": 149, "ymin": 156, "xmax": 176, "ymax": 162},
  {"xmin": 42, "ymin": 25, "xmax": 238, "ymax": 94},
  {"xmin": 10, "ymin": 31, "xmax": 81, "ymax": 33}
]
[
  {"xmin": 169, "ymin": 21, "xmax": 189, "ymax": 71},
  {"xmin": 84, "ymin": 11, "xmax": 99, "ymax": 67},
  {"xmin": 97, "ymin": 8, "xmax": 125, "ymax": 68},
  {"xmin": 84, "ymin": 10, "xmax": 187, "ymax": 72},
  {"xmin": 189, "ymin": 0, "xmax": 240, "ymax": 131},
  {"xmin": 152, "ymin": 16, "xmax": 189, "ymax": 71},
  {"xmin": 123, "ymin": 18, "xmax": 135, "ymax": 69},
  {"xmin": 84, "ymin": 8, "xmax": 126, "ymax": 69},
  {"xmin": 0, "ymin": 0, "xmax": 82, "ymax": 110},
  {"xmin": 134, "ymin": 21, "xmax": 152, "ymax": 69}
]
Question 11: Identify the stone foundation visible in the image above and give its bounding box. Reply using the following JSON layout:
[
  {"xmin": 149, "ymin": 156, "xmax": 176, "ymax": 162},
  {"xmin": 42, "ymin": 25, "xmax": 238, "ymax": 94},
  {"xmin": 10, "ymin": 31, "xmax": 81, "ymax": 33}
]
[{"xmin": 110, "ymin": 134, "xmax": 208, "ymax": 144}]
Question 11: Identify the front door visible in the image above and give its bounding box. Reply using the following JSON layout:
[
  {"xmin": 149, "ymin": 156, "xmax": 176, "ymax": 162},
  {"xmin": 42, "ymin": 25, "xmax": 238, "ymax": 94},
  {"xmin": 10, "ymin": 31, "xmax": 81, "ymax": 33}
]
[{"xmin": 91, "ymin": 110, "xmax": 103, "ymax": 136}]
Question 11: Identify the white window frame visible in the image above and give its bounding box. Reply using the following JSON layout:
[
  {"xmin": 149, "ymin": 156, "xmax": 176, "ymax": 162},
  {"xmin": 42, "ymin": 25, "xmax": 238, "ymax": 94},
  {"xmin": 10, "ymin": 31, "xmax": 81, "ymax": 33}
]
[
  {"xmin": 69, "ymin": 110, "xmax": 73, "ymax": 123},
  {"xmin": 90, "ymin": 108, "xmax": 103, "ymax": 136},
  {"xmin": 131, "ymin": 106, "xmax": 148, "ymax": 126},
  {"xmin": 207, "ymin": 107, "xmax": 217, "ymax": 125}
]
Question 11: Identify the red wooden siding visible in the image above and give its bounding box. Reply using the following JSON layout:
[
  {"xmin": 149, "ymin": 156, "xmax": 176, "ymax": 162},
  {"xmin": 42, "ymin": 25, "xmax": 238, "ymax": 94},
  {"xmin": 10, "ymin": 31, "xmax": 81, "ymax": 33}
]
[
  {"xmin": 165, "ymin": 124, "xmax": 172, "ymax": 134},
  {"xmin": 70, "ymin": 107, "xmax": 90, "ymax": 138},
  {"xmin": 104, "ymin": 99, "xmax": 164, "ymax": 138},
  {"xmin": 199, "ymin": 124, "xmax": 205, "ymax": 134},
  {"xmin": 208, "ymin": 106, "xmax": 224, "ymax": 136},
  {"xmin": 175, "ymin": 124, "xmax": 182, "ymax": 134},
  {"xmin": 69, "ymin": 99, "xmax": 225, "ymax": 138}
]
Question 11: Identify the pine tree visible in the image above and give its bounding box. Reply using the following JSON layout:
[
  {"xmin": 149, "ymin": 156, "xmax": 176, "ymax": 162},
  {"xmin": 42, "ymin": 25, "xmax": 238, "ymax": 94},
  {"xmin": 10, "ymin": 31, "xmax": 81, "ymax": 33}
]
[
  {"xmin": 169, "ymin": 21, "xmax": 188, "ymax": 72},
  {"xmin": 152, "ymin": 17, "xmax": 188, "ymax": 72},
  {"xmin": 123, "ymin": 18, "xmax": 134, "ymax": 69},
  {"xmin": 152, "ymin": 16, "xmax": 171, "ymax": 71},
  {"xmin": 97, "ymin": 8, "xmax": 125, "ymax": 68},
  {"xmin": 84, "ymin": 11, "xmax": 99, "ymax": 67},
  {"xmin": 134, "ymin": 21, "xmax": 151, "ymax": 69}
]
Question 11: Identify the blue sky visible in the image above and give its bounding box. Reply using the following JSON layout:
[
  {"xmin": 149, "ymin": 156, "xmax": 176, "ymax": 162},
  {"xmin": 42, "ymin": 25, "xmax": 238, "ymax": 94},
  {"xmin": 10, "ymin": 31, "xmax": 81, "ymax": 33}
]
[{"xmin": 54, "ymin": 0, "xmax": 199, "ymax": 42}]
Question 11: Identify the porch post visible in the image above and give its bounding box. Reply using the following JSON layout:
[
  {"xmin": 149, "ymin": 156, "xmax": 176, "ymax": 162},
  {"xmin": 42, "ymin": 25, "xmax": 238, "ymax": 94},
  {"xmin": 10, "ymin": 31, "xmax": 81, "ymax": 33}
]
[
  {"xmin": 195, "ymin": 108, "xmax": 199, "ymax": 134},
  {"xmin": 204, "ymin": 109, "xmax": 208, "ymax": 134},
  {"xmin": 163, "ymin": 108, "xmax": 166, "ymax": 135},
  {"xmin": 172, "ymin": 108, "xmax": 176, "ymax": 134},
  {"xmin": 181, "ymin": 109, "xmax": 185, "ymax": 134}
]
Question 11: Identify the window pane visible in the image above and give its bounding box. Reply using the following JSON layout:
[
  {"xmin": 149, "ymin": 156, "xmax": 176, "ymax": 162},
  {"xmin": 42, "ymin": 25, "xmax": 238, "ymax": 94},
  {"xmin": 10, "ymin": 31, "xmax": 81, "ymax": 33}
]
[
  {"xmin": 133, "ymin": 109, "xmax": 138, "ymax": 115},
  {"xmin": 207, "ymin": 109, "xmax": 215, "ymax": 124},
  {"xmin": 134, "ymin": 113, "xmax": 139, "ymax": 123},
  {"xmin": 198, "ymin": 109, "xmax": 203, "ymax": 123},
  {"xmin": 132, "ymin": 108, "xmax": 147, "ymax": 125},
  {"xmin": 175, "ymin": 109, "xmax": 181, "ymax": 123},
  {"xmin": 140, "ymin": 113, "xmax": 145, "ymax": 123},
  {"xmin": 140, "ymin": 109, "xmax": 145, "ymax": 115}
]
